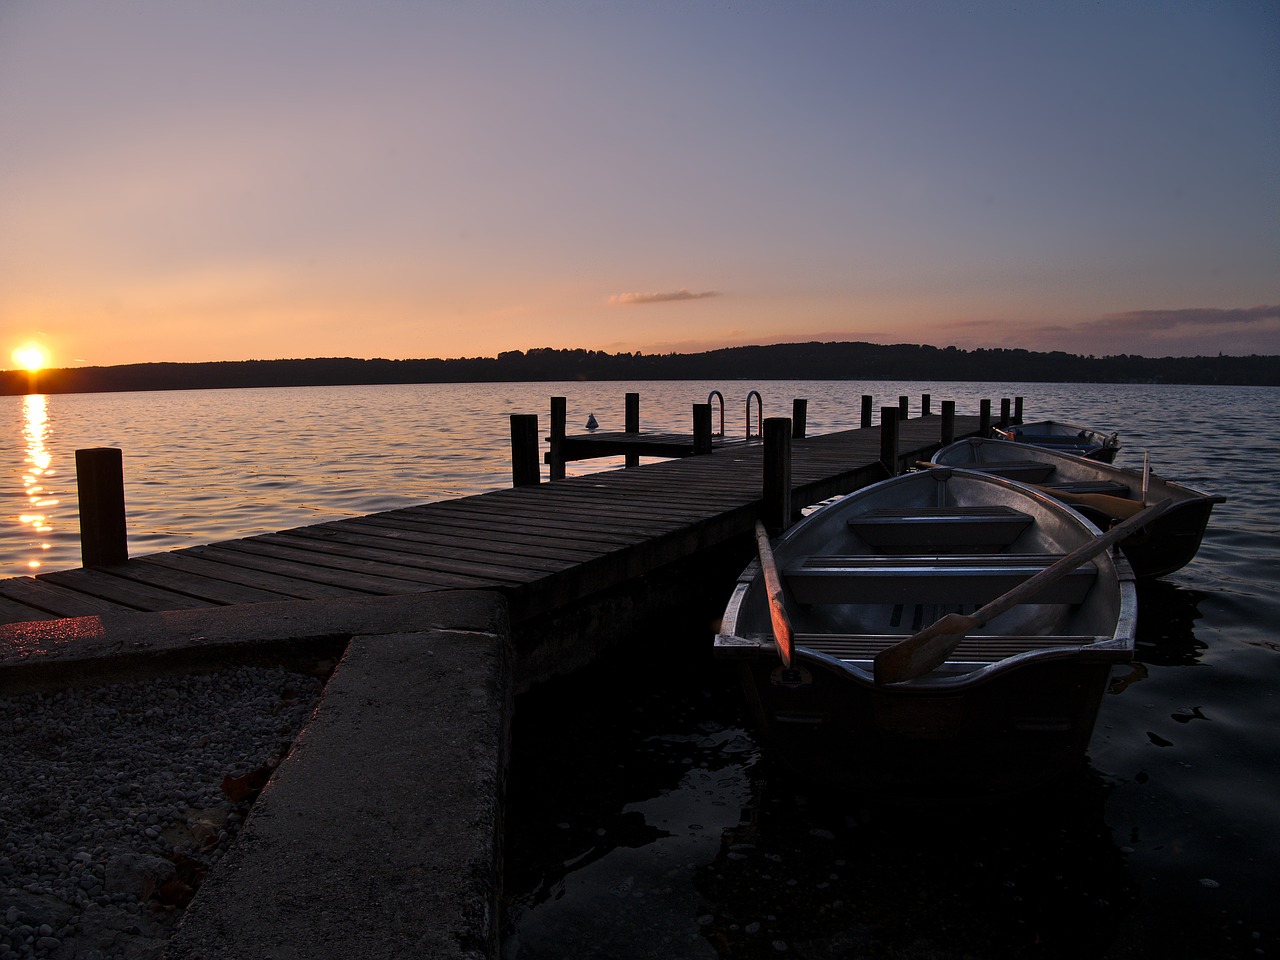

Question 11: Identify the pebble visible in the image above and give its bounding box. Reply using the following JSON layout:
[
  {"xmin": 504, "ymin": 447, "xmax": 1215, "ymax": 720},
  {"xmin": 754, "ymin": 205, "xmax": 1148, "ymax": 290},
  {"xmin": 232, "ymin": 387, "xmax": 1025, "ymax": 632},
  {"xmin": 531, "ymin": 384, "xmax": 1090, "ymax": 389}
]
[{"xmin": 0, "ymin": 664, "xmax": 321, "ymax": 960}]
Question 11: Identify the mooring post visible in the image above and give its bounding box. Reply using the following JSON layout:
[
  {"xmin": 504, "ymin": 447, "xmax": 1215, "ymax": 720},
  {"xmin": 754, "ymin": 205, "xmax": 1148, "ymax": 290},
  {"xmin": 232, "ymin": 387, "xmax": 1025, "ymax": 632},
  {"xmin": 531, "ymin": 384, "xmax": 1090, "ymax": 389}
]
[
  {"xmin": 898, "ymin": 395, "xmax": 909, "ymax": 420},
  {"xmin": 861, "ymin": 395, "xmax": 873, "ymax": 429},
  {"xmin": 510, "ymin": 414, "xmax": 540, "ymax": 487},
  {"xmin": 549, "ymin": 397, "xmax": 567, "ymax": 480},
  {"xmin": 1014, "ymin": 396, "xmax": 1024, "ymax": 425},
  {"xmin": 1000, "ymin": 398, "xmax": 1011, "ymax": 428},
  {"xmin": 791, "ymin": 398, "xmax": 808, "ymax": 440},
  {"xmin": 921, "ymin": 393, "xmax": 931, "ymax": 417},
  {"xmin": 75, "ymin": 447, "xmax": 128, "ymax": 567},
  {"xmin": 880, "ymin": 407, "xmax": 900, "ymax": 476},
  {"xmin": 692, "ymin": 403, "xmax": 713, "ymax": 455},
  {"xmin": 624, "ymin": 392, "xmax": 641, "ymax": 468},
  {"xmin": 941, "ymin": 400, "xmax": 956, "ymax": 445},
  {"xmin": 980, "ymin": 399, "xmax": 992, "ymax": 437},
  {"xmin": 762, "ymin": 417, "xmax": 792, "ymax": 534}
]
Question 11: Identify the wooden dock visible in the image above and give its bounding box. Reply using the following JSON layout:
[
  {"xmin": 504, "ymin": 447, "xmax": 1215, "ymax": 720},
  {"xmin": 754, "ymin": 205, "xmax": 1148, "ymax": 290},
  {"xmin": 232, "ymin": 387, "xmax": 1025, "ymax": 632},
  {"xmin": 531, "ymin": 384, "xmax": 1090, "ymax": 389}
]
[{"xmin": 0, "ymin": 414, "xmax": 982, "ymax": 630}]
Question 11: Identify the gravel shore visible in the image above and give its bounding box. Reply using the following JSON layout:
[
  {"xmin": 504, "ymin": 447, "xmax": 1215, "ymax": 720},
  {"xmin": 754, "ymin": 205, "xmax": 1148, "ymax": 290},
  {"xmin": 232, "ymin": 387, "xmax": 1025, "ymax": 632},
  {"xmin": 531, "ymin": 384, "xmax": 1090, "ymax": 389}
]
[{"xmin": 0, "ymin": 665, "xmax": 324, "ymax": 960}]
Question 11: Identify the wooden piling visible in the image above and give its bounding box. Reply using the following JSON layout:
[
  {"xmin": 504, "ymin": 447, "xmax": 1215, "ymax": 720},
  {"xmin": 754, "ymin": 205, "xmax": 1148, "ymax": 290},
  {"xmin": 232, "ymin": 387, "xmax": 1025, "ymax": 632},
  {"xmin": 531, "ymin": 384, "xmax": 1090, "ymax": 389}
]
[
  {"xmin": 880, "ymin": 407, "xmax": 900, "ymax": 476},
  {"xmin": 625, "ymin": 392, "xmax": 640, "ymax": 468},
  {"xmin": 1000, "ymin": 398, "xmax": 1011, "ymax": 428},
  {"xmin": 898, "ymin": 395, "xmax": 909, "ymax": 420},
  {"xmin": 762, "ymin": 417, "xmax": 792, "ymax": 534},
  {"xmin": 792, "ymin": 399, "xmax": 808, "ymax": 440},
  {"xmin": 922, "ymin": 393, "xmax": 931, "ymax": 417},
  {"xmin": 510, "ymin": 415, "xmax": 540, "ymax": 487},
  {"xmin": 75, "ymin": 447, "xmax": 128, "ymax": 568},
  {"xmin": 861, "ymin": 395, "xmax": 873, "ymax": 429},
  {"xmin": 549, "ymin": 397, "xmax": 567, "ymax": 481},
  {"xmin": 942, "ymin": 400, "xmax": 956, "ymax": 445},
  {"xmin": 1014, "ymin": 396, "xmax": 1024, "ymax": 424},
  {"xmin": 693, "ymin": 403, "xmax": 713, "ymax": 455},
  {"xmin": 980, "ymin": 399, "xmax": 992, "ymax": 437}
]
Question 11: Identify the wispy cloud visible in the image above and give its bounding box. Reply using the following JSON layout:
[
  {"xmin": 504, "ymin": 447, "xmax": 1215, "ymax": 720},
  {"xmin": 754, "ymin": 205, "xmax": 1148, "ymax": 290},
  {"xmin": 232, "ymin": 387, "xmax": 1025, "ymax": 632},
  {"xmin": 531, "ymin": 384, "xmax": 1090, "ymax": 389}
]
[{"xmin": 608, "ymin": 288, "xmax": 721, "ymax": 306}]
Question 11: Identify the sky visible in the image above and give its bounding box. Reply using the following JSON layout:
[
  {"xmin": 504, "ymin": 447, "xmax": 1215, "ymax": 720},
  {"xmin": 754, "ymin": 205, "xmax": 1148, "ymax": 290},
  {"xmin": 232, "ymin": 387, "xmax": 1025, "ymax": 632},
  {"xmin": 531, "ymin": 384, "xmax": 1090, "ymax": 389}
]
[{"xmin": 1, "ymin": 0, "xmax": 1278, "ymax": 369}]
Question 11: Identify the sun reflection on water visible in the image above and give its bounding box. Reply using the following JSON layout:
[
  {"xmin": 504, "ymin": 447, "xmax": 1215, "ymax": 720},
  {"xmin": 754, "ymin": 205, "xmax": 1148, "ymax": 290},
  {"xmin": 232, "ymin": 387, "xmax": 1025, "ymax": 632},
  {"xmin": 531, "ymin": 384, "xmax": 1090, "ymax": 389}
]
[{"xmin": 17, "ymin": 394, "xmax": 57, "ymax": 569}]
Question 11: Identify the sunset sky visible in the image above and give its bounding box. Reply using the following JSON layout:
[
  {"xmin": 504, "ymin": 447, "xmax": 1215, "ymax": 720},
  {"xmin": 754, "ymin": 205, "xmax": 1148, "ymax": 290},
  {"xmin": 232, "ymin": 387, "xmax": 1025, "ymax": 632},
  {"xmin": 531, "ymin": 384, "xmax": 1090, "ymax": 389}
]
[{"xmin": 2, "ymin": 1, "xmax": 1277, "ymax": 370}]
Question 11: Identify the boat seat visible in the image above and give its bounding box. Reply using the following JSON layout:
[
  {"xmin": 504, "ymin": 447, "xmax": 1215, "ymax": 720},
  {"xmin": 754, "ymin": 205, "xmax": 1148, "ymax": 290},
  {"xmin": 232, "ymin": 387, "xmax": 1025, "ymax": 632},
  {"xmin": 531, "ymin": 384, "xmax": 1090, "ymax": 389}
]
[
  {"xmin": 1012, "ymin": 432, "xmax": 1090, "ymax": 444},
  {"xmin": 848, "ymin": 506, "xmax": 1034, "ymax": 551},
  {"xmin": 1042, "ymin": 480, "xmax": 1130, "ymax": 497},
  {"xmin": 783, "ymin": 554, "xmax": 1096, "ymax": 606},
  {"xmin": 963, "ymin": 461, "xmax": 1056, "ymax": 483},
  {"xmin": 793, "ymin": 633, "xmax": 1112, "ymax": 664}
]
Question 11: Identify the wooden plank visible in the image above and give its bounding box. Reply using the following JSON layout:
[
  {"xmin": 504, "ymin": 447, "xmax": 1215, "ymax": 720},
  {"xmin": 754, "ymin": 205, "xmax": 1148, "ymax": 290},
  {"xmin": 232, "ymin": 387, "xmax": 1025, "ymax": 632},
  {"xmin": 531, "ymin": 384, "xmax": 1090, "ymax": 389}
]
[
  {"xmin": 96, "ymin": 557, "xmax": 302, "ymax": 605},
  {"xmin": 0, "ymin": 577, "xmax": 135, "ymax": 617},
  {"xmin": 260, "ymin": 530, "xmax": 562, "ymax": 585},
  {"xmin": 137, "ymin": 551, "xmax": 370, "ymax": 600},
  {"xmin": 180, "ymin": 545, "xmax": 430, "ymax": 599},
  {"xmin": 193, "ymin": 539, "xmax": 501, "ymax": 592},
  {"xmin": 487, "ymin": 488, "xmax": 714, "ymax": 526},
  {"xmin": 289, "ymin": 519, "xmax": 606, "ymax": 565},
  {"xmin": 36, "ymin": 568, "xmax": 223, "ymax": 612},
  {"xmin": 362, "ymin": 506, "xmax": 640, "ymax": 549},
  {"xmin": 0, "ymin": 595, "xmax": 55, "ymax": 624},
  {"xmin": 420, "ymin": 497, "xmax": 687, "ymax": 538}
]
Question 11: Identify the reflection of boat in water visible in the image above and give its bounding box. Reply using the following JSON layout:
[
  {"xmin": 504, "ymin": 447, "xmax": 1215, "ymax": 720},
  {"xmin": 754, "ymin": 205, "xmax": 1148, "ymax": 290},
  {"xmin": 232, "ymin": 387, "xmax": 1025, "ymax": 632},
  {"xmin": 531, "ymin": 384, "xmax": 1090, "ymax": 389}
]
[
  {"xmin": 694, "ymin": 764, "xmax": 1134, "ymax": 958},
  {"xmin": 715, "ymin": 468, "xmax": 1141, "ymax": 799},
  {"xmin": 995, "ymin": 419, "xmax": 1121, "ymax": 462},
  {"xmin": 1134, "ymin": 578, "xmax": 1210, "ymax": 666},
  {"xmin": 930, "ymin": 438, "xmax": 1225, "ymax": 579}
]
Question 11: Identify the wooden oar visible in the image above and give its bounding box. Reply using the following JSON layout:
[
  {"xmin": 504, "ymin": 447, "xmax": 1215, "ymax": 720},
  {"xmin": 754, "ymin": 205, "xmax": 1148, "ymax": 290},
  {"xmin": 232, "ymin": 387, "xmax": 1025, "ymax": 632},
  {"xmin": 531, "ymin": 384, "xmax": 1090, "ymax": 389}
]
[
  {"xmin": 873, "ymin": 498, "xmax": 1174, "ymax": 685},
  {"xmin": 1026, "ymin": 484, "xmax": 1147, "ymax": 521},
  {"xmin": 754, "ymin": 520, "xmax": 795, "ymax": 668}
]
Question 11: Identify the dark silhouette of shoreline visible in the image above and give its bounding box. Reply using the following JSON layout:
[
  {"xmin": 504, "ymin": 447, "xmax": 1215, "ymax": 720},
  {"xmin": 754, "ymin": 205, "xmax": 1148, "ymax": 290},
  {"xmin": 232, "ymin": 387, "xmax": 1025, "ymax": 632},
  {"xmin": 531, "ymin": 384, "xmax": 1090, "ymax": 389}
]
[{"xmin": 3, "ymin": 341, "xmax": 1276, "ymax": 396}]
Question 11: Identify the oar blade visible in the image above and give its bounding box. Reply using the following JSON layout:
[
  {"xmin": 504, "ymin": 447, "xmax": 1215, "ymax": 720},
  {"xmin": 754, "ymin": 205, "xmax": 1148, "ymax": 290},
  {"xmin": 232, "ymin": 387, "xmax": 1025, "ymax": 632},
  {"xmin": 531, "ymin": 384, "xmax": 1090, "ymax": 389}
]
[
  {"xmin": 754, "ymin": 520, "xmax": 795, "ymax": 668},
  {"xmin": 768, "ymin": 594, "xmax": 794, "ymax": 668},
  {"xmin": 874, "ymin": 613, "xmax": 975, "ymax": 685}
]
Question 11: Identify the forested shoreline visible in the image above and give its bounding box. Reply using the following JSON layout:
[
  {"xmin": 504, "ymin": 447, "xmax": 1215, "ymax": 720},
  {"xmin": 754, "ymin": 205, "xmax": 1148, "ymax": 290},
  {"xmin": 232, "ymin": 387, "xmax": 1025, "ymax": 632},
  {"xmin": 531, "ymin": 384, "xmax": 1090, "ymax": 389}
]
[{"xmin": 4, "ymin": 341, "xmax": 1277, "ymax": 396}]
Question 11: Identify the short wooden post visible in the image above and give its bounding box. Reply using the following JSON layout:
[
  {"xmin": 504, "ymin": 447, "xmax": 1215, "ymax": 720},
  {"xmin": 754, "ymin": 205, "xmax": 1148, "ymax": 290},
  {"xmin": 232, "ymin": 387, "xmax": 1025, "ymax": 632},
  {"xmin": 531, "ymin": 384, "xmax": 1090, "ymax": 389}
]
[
  {"xmin": 762, "ymin": 417, "xmax": 792, "ymax": 534},
  {"xmin": 625, "ymin": 392, "xmax": 640, "ymax": 468},
  {"xmin": 1000, "ymin": 398, "xmax": 1011, "ymax": 428},
  {"xmin": 880, "ymin": 407, "xmax": 900, "ymax": 476},
  {"xmin": 791, "ymin": 398, "xmax": 807, "ymax": 440},
  {"xmin": 861, "ymin": 395, "xmax": 873, "ymax": 428},
  {"xmin": 510, "ymin": 414, "xmax": 540, "ymax": 486},
  {"xmin": 941, "ymin": 400, "xmax": 956, "ymax": 445},
  {"xmin": 1014, "ymin": 396, "xmax": 1024, "ymax": 425},
  {"xmin": 692, "ymin": 403, "xmax": 713, "ymax": 455},
  {"xmin": 75, "ymin": 447, "xmax": 128, "ymax": 567},
  {"xmin": 980, "ymin": 399, "xmax": 992, "ymax": 437},
  {"xmin": 898, "ymin": 395, "xmax": 909, "ymax": 420},
  {"xmin": 921, "ymin": 393, "xmax": 931, "ymax": 417},
  {"xmin": 549, "ymin": 397, "xmax": 567, "ymax": 480}
]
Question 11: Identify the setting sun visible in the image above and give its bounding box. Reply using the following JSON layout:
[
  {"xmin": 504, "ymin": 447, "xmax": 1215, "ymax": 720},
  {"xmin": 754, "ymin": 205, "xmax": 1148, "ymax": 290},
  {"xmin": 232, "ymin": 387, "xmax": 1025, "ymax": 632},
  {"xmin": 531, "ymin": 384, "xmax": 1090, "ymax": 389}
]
[{"xmin": 11, "ymin": 342, "xmax": 49, "ymax": 372}]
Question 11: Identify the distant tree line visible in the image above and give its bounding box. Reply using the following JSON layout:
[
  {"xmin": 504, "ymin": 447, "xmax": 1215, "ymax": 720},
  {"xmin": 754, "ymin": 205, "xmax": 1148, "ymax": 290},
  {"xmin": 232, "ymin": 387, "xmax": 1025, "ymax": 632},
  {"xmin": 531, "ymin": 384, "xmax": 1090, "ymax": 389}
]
[{"xmin": 4, "ymin": 341, "xmax": 1278, "ymax": 396}]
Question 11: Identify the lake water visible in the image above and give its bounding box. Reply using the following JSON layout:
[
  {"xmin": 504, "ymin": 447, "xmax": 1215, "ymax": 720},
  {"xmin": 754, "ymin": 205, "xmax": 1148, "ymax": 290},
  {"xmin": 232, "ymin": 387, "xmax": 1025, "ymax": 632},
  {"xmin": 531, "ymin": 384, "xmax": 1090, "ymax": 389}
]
[{"xmin": 3, "ymin": 379, "xmax": 1278, "ymax": 957}]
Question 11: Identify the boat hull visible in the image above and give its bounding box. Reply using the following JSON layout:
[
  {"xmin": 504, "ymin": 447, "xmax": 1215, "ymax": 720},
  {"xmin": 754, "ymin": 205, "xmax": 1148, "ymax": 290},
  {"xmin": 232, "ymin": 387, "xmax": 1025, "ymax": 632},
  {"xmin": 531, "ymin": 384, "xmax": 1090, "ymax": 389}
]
[
  {"xmin": 731, "ymin": 651, "xmax": 1113, "ymax": 799},
  {"xmin": 998, "ymin": 420, "xmax": 1121, "ymax": 462}
]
